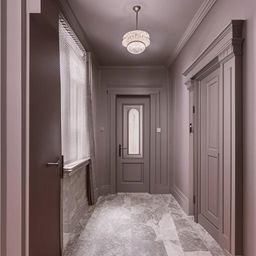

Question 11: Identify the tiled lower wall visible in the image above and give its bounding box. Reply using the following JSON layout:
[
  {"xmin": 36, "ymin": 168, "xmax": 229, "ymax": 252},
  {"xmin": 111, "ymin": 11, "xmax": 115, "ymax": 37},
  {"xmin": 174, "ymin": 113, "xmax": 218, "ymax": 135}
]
[{"xmin": 62, "ymin": 166, "xmax": 89, "ymax": 250}]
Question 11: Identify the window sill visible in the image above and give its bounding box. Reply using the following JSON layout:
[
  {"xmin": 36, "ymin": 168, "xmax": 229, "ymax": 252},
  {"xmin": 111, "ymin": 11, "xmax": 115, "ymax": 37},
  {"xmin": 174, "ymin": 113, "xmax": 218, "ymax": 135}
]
[{"xmin": 63, "ymin": 157, "xmax": 91, "ymax": 177}]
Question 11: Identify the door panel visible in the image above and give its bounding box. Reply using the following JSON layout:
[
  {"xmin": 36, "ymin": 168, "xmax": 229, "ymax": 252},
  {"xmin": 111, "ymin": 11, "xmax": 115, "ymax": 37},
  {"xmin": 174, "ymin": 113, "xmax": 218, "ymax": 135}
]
[
  {"xmin": 117, "ymin": 97, "xmax": 150, "ymax": 192},
  {"xmin": 199, "ymin": 69, "xmax": 220, "ymax": 236},
  {"xmin": 122, "ymin": 163, "xmax": 143, "ymax": 182},
  {"xmin": 29, "ymin": 4, "xmax": 62, "ymax": 256}
]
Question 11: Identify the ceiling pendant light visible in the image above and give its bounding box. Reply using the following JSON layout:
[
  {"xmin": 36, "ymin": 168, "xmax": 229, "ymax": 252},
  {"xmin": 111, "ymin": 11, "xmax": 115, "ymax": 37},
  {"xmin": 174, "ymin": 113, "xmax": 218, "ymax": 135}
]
[{"xmin": 122, "ymin": 5, "xmax": 150, "ymax": 55}]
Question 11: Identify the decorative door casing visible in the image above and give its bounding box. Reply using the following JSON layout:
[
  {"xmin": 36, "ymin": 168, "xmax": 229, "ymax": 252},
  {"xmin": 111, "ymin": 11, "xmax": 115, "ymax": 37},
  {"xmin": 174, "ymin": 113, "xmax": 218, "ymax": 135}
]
[
  {"xmin": 183, "ymin": 20, "xmax": 244, "ymax": 255},
  {"xmin": 107, "ymin": 87, "xmax": 168, "ymax": 194}
]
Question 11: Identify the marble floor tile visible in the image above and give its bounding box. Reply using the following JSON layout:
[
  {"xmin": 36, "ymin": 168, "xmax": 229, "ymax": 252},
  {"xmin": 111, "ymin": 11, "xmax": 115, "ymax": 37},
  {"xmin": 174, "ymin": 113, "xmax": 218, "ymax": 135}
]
[
  {"xmin": 125, "ymin": 239, "xmax": 168, "ymax": 256},
  {"xmin": 163, "ymin": 240, "xmax": 184, "ymax": 256},
  {"xmin": 64, "ymin": 193, "xmax": 226, "ymax": 256},
  {"xmin": 177, "ymin": 229, "xmax": 208, "ymax": 251},
  {"xmin": 184, "ymin": 252, "xmax": 212, "ymax": 256}
]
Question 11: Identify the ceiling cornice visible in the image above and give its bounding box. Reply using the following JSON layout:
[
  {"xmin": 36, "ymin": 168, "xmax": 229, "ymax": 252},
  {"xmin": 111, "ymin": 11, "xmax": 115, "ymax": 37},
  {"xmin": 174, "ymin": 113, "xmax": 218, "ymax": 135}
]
[
  {"xmin": 99, "ymin": 65, "xmax": 167, "ymax": 70},
  {"xmin": 167, "ymin": 0, "xmax": 217, "ymax": 66}
]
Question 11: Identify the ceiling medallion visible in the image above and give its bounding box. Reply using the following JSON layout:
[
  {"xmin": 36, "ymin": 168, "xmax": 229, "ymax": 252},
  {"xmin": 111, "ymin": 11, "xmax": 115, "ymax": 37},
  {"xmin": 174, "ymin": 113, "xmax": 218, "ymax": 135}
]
[{"xmin": 122, "ymin": 5, "xmax": 150, "ymax": 55}]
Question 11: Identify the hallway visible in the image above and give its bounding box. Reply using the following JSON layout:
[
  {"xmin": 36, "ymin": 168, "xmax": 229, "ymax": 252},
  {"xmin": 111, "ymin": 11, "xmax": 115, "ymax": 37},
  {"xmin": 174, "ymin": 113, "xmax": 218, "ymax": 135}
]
[
  {"xmin": 3, "ymin": 0, "xmax": 256, "ymax": 255},
  {"xmin": 64, "ymin": 194, "xmax": 226, "ymax": 256}
]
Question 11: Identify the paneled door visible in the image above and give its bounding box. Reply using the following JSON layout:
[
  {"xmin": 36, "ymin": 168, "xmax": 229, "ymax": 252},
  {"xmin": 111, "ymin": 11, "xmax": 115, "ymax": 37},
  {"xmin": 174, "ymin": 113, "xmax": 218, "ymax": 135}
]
[
  {"xmin": 199, "ymin": 68, "xmax": 221, "ymax": 239},
  {"xmin": 116, "ymin": 96, "xmax": 150, "ymax": 192}
]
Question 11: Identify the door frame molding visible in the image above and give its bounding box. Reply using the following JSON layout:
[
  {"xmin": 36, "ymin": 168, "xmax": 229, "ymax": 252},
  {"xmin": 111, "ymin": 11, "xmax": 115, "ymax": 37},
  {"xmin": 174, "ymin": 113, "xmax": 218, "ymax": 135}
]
[
  {"xmin": 0, "ymin": 0, "xmax": 6, "ymax": 254},
  {"xmin": 2, "ymin": 0, "xmax": 27, "ymax": 255},
  {"xmin": 183, "ymin": 20, "xmax": 244, "ymax": 256},
  {"xmin": 107, "ymin": 87, "xmax": 161, "ymax": 194}
]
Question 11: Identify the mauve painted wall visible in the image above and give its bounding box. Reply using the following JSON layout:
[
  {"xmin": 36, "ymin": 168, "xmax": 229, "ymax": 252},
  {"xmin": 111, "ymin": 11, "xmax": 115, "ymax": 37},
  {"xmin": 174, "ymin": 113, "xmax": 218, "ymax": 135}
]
[
  {"xmin": 96, "ymin": 66, "xmax": 170, "ymax": 194},
  {"xmin": 5, "ymin": 0, "xmax": 23, "ymax": 255},
  {"xmin": 168, "ymin": 0, "xmax": 256, "ymax": 255}
]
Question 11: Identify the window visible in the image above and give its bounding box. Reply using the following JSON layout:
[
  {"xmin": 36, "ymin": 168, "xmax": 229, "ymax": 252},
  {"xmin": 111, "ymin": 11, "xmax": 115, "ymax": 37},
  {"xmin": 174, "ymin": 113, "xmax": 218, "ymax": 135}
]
[{"xmin": 59, "ymin": 18, "xmax": 90, "ymax": 165}]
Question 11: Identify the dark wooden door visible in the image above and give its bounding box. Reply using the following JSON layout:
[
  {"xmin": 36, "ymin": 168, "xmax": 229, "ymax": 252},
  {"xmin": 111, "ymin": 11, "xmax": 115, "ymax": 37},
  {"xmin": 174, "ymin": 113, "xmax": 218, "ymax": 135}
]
[
  {"xmin": 29, "ymin": 2, "xmax": 62, "ymax": 255},
  {"xmin": 116, "ymin": 96, "xmax": 150, "ymax": 192},
  {"xmin": 199, "ymin": 68, "xmax": 221, "ymax": 239}
]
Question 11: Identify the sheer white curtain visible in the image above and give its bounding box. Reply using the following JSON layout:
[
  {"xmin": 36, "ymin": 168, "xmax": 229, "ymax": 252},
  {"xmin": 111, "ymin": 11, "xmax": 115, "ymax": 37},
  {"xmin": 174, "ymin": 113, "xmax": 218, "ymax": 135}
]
[{"xmin": 59, "ymin": 19, "xmax": 90, "ymax": 165}]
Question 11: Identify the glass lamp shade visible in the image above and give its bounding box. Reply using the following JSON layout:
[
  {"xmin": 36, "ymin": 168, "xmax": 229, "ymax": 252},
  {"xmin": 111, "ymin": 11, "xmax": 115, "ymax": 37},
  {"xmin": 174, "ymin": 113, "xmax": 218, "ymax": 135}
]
[
  {"xmin": 127, "ymin": 41, "xmax": 146, "ymax": 54},
  {"xmin": 122, "ymin": 30, "xmax": 150, "ymax": 54}
]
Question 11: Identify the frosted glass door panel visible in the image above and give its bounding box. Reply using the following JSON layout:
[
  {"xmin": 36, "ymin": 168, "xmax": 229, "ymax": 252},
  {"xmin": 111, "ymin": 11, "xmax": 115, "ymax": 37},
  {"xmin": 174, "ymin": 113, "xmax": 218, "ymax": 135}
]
[
  {"xmin": 123, "ymin": 105, "xmax": 143, "ymax": 158},
  {"xmin": 128, "ymin": 108, "xmax": 140, "ymax": 154}
]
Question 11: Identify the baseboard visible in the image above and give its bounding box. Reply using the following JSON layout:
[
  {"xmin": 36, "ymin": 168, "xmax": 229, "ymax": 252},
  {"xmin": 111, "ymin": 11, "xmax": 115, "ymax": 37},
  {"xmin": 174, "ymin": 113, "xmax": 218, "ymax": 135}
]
[
  {"xmin": 223, "ymin": 249, "xmax": 242, "ymax": 256},
  {"xmin": 98, "ymin": 185, "xmax": 171, "ymax": 195},
  {"xmin": 151, "ymin": 185, "xmax": 171, "ymax": 194},
  {"xmin": 171, "ymin": 185, "xmax": 190, "ymax": 215},
  {"xmin": 99, "ymin": 185, "xmax": 111, "ymax": 196},
  {"xmin": 94, "ymin": 187, "xmax": 99, "ymax": 202}
]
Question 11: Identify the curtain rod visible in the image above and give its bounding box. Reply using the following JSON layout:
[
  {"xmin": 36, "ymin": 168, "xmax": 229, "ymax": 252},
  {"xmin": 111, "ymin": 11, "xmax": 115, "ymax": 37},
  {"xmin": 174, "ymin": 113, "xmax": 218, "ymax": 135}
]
[{"xmin": 59, "ymin": 14, "xmax": 87, "ymax": 56}]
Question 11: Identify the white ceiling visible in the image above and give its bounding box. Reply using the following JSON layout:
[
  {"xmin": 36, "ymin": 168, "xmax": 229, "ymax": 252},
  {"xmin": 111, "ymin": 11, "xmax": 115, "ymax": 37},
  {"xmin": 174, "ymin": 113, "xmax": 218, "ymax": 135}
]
[{"xmin": 67, "ymin": 0, "xmax": 205, "ymax": 66}]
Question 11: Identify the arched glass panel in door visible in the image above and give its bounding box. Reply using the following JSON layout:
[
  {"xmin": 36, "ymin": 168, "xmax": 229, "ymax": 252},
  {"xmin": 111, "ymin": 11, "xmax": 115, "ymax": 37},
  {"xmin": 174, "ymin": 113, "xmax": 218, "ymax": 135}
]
[
  {"xmin": 128, "ymin": 108, "xmax": 140, "ymax": 155},
  {"xmin": 123, "ymin": 105, "xmax": 143, "ymax": 158}
]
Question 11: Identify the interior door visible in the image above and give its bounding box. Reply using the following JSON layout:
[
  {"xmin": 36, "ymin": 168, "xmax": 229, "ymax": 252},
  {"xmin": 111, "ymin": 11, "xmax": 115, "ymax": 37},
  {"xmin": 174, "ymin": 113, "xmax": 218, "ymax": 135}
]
[
  {"xmin": 29, "ymin": 4, "xmax": 62, "ymax": 256},
  {"xmin": 116, "ymin": 96, "xmax": 150, "ymax": 192},
  {"xmin": 199, "ymin": 68, "xmax": 221, "ymax": 239}
]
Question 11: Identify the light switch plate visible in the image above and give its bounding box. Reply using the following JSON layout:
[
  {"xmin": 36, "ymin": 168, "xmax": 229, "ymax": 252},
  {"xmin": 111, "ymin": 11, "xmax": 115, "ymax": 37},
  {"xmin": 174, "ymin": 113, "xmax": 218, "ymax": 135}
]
[{"xmin": 156, "ymin": 128, "xmax": 161, "ymax": 133}]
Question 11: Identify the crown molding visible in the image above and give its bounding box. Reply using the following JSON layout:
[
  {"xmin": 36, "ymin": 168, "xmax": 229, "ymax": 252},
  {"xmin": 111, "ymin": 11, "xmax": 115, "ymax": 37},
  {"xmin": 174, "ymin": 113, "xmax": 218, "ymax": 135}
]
[
  {"xmin": 99, "ymin": 65, "xmax": 167, "ymax": 70},
  {"xmin": 167, "ymin": 0, "xmax": 217, "ymax": 66},
  {"xmin": 183, "ymin": 20, "xmax": 244, "ymax": 83}
]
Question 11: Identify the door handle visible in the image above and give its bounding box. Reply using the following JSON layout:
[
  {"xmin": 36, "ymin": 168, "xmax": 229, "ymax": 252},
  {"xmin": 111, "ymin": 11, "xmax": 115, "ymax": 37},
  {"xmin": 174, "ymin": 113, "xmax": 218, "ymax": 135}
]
[
  {"xmin": 47, "ymin": 156, "xmax": 64, "ymax": 178},
  {"xmin": 118, "ymin": 145, "xmax": 128, "ymax": 157},
  {"xmin": 47, "ymin": 156, "xmax": 62, "ymax": 168},
  {"xmin": 47, "ymin": 160, "xmax": 61, "ymax": 167},
  {"xmin": 189, "ymin": 123, "xmax": 193, "ymax": 133},
  {"xmin": 119, "ymin": 144, "xmax": 122, "ymax": 157}
]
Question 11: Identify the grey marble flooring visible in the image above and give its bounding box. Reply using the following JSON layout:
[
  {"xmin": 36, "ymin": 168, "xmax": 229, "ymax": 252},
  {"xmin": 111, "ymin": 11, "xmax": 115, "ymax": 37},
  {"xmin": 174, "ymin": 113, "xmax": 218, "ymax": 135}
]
[{"xmin": 64, "ymin": 193, "xmax": 227, "ymax": 256}]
